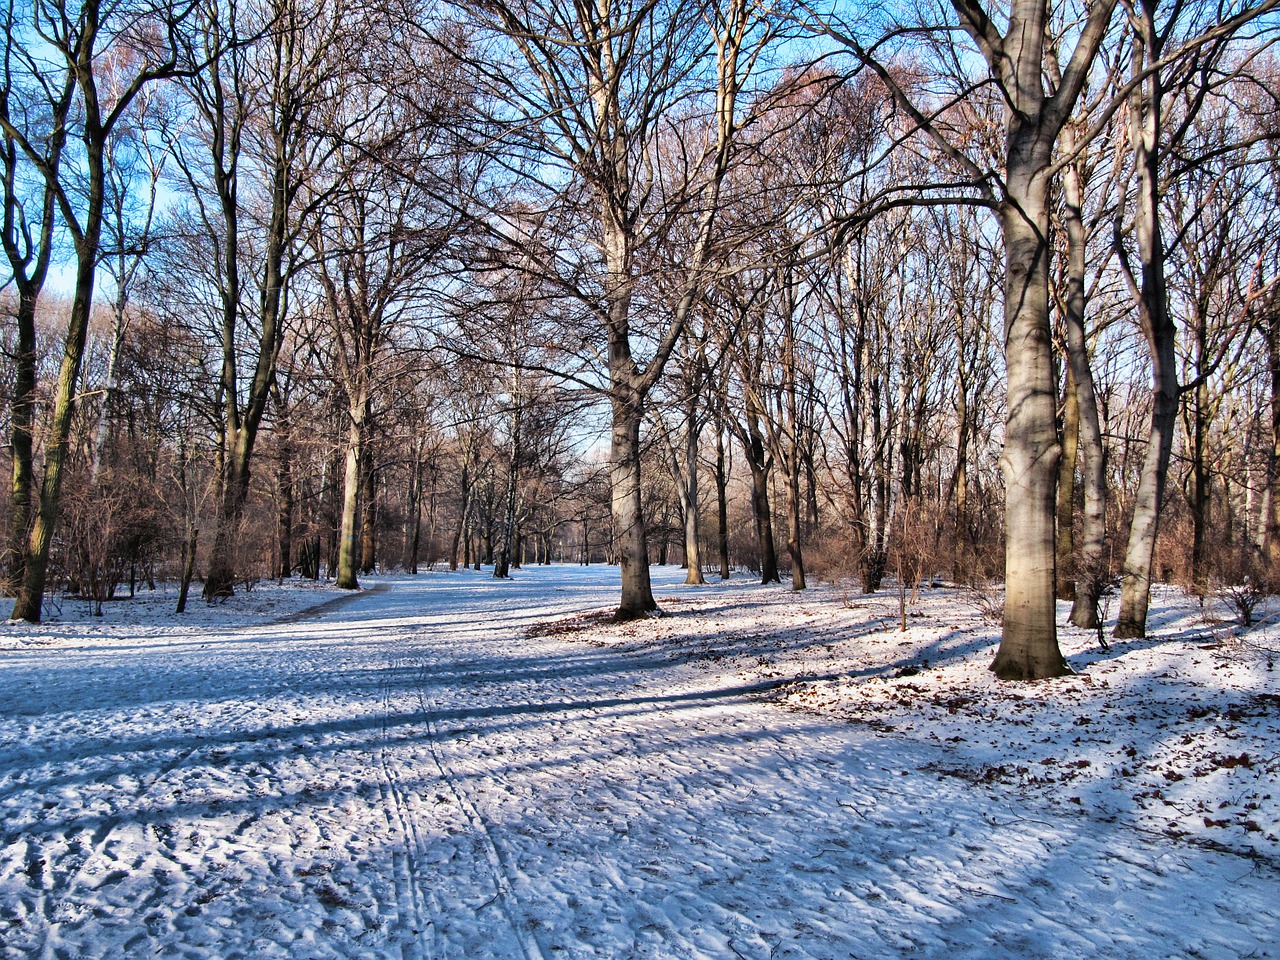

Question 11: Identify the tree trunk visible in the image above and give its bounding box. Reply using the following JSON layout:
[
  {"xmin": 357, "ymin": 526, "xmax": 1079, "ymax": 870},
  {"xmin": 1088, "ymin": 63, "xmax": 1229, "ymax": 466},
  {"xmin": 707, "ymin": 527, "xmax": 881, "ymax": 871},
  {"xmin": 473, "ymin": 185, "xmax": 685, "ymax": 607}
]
[
  {"xmin": 1115, "ymin": 23, "xmax": 1177, "ymax": 640},
  {"xmin": 677, "ymin": 395, "xmax": 706, "ymax": 585},
  {"xmin": 12, "ymin": 233, "xmax": 101, "ymax": 622},
  {"xmin": 786, "ymin": 459, "xmax": 805, "ymax": 591},
  {"xmin": 359, "ymin": 447, "xmax": 377, "ymax": 576},
  {"xmin": 4, "ymin": 288, "xmax": 38, "ymax": 596},
  {"xmin": 1061, "ymin": 126, "xmax": 1109, "ymax": 630},
  {"xmin": 1114, "ymin": 329, "xmax": 1178, "ymax": 637},
  {"xmin": 1188, "ymin": 362, "xmax": 1210, "ymax": 590},
  {"xmin": 494, "ymin": 395, "xmax": 522, "ymax": 580},
  {"xmin": 950, "ymin": 310, "xmax": 971, "ymax": 582},
  {"xmin": 715, "ymin": 422, "xmax": 731, "ymax": 579},
  {"xmin": 176, "ymin": 521, "xmax": 199, "ymax": 615},
  {"xmin": 1056, "ymin": 365, "xmax": 1079, "ymax": 600},
  {"xmin": 989, "ymin": 162, "xmax": 1070, "ymax": 680},
  {"xmin": 1267, "ymin": 302, "xmax": 1280, "ymax": 574},
  {"xmin": 745, "ymin": 430, "xmax": 780, "ymax": 584},
  {"xmin": 450, "ymin": 460, "xmax": 470, "ymax": 571},
  {"xmin": 335, "ymin": 402, "xmax": 365, "ymax": 590},
  {"xmin": 610, "ymin": 383, "xmax": 656, "ymax": 618},
  {"xmin": 408, "ymin": 459, "xmax": 425, "ymax": 574}
]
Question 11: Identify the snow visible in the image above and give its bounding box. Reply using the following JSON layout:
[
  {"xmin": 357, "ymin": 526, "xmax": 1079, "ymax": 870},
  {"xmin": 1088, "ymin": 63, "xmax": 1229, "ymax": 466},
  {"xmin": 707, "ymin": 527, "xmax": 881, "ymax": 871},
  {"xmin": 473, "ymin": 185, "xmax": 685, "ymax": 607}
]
[{"xmin": 1, "ymin": 565, "xmax": 1277, "ymax": 959}]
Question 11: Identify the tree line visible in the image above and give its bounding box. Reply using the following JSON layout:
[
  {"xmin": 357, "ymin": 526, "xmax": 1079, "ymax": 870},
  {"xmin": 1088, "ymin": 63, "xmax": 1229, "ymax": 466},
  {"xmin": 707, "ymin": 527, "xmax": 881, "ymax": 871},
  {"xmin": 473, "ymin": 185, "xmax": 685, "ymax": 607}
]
[{"xmin": 2, "ymin": 0, "xmax": 1278, "ymax": 680}]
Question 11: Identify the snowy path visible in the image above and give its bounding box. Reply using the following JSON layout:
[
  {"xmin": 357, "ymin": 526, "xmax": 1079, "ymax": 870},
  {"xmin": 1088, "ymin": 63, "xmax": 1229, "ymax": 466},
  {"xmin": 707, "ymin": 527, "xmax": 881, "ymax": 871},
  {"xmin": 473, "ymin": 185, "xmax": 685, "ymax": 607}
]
[{"xmin": 2, "ymin": 566, "xmax": 1277, "ymax": 959}]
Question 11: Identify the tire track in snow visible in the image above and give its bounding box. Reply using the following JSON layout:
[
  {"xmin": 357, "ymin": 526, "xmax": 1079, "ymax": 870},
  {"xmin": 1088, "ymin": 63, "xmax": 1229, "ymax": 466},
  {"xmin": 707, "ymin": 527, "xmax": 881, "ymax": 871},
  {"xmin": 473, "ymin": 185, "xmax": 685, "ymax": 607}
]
[
  {"xmin": 411, "ymin": 669, "xmax": 549, "ymax": 960},
  {"xmin": 376, "ymin": 651, "xmax": 438, "ymax": 960}
]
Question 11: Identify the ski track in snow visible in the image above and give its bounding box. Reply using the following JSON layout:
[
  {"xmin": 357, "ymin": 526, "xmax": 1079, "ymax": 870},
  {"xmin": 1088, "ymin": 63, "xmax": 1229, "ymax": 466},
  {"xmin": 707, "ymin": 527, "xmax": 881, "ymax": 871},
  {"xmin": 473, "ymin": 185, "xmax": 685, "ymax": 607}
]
[{"xmin": 1, "ymin": 565, "xmax": 1277, "ymax": 959}]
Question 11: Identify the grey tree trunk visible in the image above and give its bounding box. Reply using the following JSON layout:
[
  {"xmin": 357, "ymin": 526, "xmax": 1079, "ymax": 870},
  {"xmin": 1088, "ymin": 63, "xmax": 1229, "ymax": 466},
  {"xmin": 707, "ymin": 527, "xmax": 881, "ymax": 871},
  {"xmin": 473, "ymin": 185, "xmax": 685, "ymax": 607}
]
[
  {"xmin": 1115, "ymin": 15, "xmax": 1177, "ymax": 640},
  {"xmin": 989, "ymin": 156, "xmax": 1069, "ymax": 679},
  {"xmin": 12, "ymin": 234, "xmax": 101, "ymax": 622},
  {"xmin": 675, "ymin": 395, "xmax": 706, "ymax": 585},
  {"xmin": 335, "ymin": 398, "xmax": 366, "ymax": 590},
  {"xmin": 1056, "ymin": 367, "xmax": 1079, "ymax": 601},
  {"xmin": 1060, "ymin": 125, "xmax": 1109, "ymax": 630},
  {"xmin": 610, "ymin": 381, "xmax": 657, "ymax": 618},
  {"xmin": 4, "ymin": 288, "xmax": 40, "ymax": 596},
  {"xmin": 948, "ymin": 0, "xmax": 1119, "ymax": 678}
]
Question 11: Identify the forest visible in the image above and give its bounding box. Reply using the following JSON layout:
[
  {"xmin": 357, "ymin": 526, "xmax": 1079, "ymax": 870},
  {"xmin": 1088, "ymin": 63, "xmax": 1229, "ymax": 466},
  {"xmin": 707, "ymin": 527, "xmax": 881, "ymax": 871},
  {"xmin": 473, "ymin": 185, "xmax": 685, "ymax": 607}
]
[{"xmin": 3, "ymin": 0, "xmax": 1279, "ymax": 683}]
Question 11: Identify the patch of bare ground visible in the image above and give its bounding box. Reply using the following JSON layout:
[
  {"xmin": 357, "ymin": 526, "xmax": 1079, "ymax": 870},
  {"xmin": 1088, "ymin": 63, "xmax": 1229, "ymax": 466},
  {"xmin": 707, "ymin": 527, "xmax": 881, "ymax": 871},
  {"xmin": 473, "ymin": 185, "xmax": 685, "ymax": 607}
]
[{"xmin": 525, "ymin": 610, "xmax": 616, "ymax": 640}]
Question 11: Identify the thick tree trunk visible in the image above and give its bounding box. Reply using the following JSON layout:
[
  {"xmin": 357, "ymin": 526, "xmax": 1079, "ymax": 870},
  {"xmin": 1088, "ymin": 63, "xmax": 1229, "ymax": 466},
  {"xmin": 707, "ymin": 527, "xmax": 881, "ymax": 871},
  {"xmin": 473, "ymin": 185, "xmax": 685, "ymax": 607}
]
[
  {"xmin": 1115, "ymin": 30, "xmax": 1176, "ymax": 641},
  {"xmin": 12, "ymin": 238, "xmax": 100, "ymax": 622},
  {"xmin": 610, "ymin": 383, "xmax": 656, "ymax": 618},
  {"xmin": 1114, "ymin": 329, "xmax": 1178, "ymax": 637},
  {"xmin": 4, "ymin": 288, "xmax": 38, "ymax": 596},
  {"xmin": 989, "ymin": 166, "xmax": 1070, "ymax": 680}
]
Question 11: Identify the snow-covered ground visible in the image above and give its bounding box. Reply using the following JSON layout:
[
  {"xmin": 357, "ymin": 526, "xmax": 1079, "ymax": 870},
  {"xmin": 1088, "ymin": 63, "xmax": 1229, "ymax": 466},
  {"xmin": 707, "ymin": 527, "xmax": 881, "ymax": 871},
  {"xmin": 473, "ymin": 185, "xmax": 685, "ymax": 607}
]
[{"xmin": 1, "ymin": 565, "xmax": 1277, "ymax": 959}]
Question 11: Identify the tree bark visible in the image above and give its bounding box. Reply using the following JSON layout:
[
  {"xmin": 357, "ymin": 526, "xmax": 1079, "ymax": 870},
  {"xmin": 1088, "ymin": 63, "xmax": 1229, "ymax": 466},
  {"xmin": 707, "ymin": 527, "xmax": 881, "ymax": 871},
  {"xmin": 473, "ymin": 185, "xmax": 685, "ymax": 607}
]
[
  {"xmin": 494, "ymin": 391, "xmax": 522, "ymax": 579},
  {"xmin": 4, "ymin": 289, "xmax": 39, "ymax": 596},
  {"xmin": 610, "ymin": 381, "xmax": 656, "ymax": 618},
  {"xmin": 359, "ymin": 446, "xmax": 377, "ymax": 575},
  {"xmin": 1115, "ymin": 13, "xmax": 1177, "ymax": 640},
  {"xmin": 1060, "ymin": 123, "xmax": 1109, "ymax": 630},
  {"xmin": 335, "ymin": 400, "xmax": 365, "ymax": 590},
  {"xmin": 989, "ymin": 162, "xmax": 1070, "ymax": 680},
  {"xmin": 745, "ymin": 426, "xmax": 780, "ymax": 584},
  {"xmin": 1056, "ymin": 365, "xmax": 1079, "ymax": 601},
  {"xmin": 715, "ymin": 419, "xmax": 731, "ymax": 579},
  {"xmin": 12, "ymin": 239, "xmax": 101, "ymax": 621}
]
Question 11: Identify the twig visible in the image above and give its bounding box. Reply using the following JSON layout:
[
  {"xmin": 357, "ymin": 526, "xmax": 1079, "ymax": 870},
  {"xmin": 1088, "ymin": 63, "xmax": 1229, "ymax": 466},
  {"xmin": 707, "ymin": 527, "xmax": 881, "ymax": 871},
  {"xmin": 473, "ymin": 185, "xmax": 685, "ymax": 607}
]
[{"xmin": 958, "ymin": 885, "xmax": 1017, "ymax": 903}]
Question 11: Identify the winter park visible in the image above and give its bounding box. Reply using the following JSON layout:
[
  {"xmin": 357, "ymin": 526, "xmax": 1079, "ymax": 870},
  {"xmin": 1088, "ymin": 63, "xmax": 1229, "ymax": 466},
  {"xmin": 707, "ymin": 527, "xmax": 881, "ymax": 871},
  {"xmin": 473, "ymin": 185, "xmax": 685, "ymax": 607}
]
[{"xmin": 3, "ymin": 0, "xmax": 1280, "ymax": 955}]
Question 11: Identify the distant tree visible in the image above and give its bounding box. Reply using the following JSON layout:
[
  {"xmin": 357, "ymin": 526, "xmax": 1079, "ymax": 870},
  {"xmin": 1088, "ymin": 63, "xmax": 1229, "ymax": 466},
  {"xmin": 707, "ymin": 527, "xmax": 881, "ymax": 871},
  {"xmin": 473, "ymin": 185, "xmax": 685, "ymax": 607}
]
[{"xmin": 457, "ymin": 0, "xmax": 778, "ymax": 618}]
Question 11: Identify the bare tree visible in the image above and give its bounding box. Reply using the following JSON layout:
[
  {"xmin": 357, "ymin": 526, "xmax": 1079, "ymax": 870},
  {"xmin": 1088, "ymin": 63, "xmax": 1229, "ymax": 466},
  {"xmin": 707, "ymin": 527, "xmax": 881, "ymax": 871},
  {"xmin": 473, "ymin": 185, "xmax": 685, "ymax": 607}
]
[
  {"xmin": 457, "ymin": 0, "xmax": 776, "ymax": 617},
  {"xmin": 1, "ymin": 0, "xmax": 188, "ymax": 621}
]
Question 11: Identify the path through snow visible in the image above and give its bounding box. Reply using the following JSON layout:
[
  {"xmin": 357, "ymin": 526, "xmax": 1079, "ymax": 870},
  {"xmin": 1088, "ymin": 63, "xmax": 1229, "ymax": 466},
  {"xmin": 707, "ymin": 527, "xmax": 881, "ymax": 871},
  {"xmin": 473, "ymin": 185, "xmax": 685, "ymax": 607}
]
[{"xmin": 1, "ymin": 566, "xmax": 1276, "ymax": 959}]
